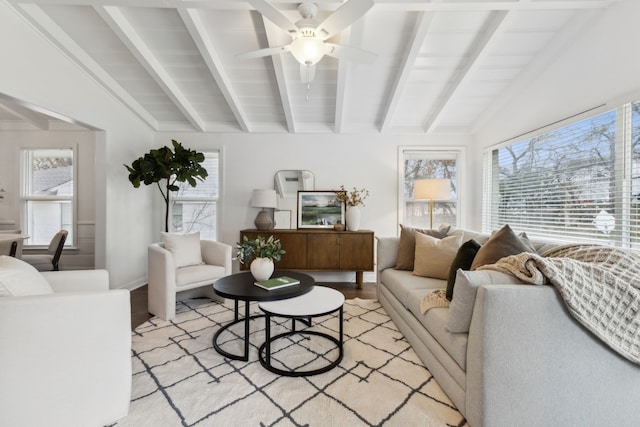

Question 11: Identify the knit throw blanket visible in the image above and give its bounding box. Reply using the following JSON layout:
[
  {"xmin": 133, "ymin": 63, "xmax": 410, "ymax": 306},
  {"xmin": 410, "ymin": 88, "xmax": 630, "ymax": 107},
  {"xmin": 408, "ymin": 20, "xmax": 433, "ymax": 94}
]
[{"xmin": 479, "ymin": 245, "xmax": 640, "ymax": 365}]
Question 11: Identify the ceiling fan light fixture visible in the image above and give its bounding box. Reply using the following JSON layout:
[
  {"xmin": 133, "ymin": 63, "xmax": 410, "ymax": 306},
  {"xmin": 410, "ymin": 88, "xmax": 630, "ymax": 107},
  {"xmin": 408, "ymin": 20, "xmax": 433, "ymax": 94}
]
[{"xmin": 290, "ymin": 37, "xmax": 324, "ymax": 66}]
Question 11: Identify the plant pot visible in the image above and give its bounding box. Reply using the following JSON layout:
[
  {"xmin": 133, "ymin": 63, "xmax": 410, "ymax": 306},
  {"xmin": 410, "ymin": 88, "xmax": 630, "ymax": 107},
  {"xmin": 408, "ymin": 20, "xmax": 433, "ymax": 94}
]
[
  {"xmin": 345, "ymin": 206, "xmax": 362, "ymax": 231},
  {"xmin": 250, "ymin": 257, "xmax": 274, "ymax": 282}
]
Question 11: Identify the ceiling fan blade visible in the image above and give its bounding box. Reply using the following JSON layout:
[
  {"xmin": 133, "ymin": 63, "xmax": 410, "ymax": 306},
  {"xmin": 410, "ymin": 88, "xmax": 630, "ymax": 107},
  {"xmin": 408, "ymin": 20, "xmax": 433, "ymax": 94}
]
[
  {"xmin": 316, "ymin": 0, "xmax": 374, "ymax": 40},
  {"xmin": 248, "ymin": 0, "xmax": 299, "ymax": 36},
  {"xmin": 300, "ymin": 63, "xmax": 316, "ymax": 84},
  {"xmin": 324, "ymin": 43, "xmax": 377, "ymax": 64},
  {"xmin": 237, "ymin": 45, "xmax": 291, "ymax": 60}
]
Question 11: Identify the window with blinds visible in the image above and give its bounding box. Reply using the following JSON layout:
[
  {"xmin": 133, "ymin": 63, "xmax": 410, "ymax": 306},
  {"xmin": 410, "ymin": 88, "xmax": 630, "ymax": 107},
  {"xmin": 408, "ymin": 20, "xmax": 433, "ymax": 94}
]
[{"xmin": 483, "ymin": 101, "xmax": 640, "ymax": 248}]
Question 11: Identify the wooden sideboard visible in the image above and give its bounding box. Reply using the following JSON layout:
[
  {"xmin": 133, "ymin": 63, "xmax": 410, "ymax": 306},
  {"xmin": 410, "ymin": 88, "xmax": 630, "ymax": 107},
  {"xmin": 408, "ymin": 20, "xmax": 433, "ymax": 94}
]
[{"xmin": 239, "ymin": 229, "xmax": 374, "ymax": 288}]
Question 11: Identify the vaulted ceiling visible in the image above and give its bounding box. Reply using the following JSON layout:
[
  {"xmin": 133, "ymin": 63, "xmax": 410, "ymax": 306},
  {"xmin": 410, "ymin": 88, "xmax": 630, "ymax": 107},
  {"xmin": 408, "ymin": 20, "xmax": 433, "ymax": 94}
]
[{"xmin": 1, "ymin": 0, "xmax": 620, "ymax": 134}]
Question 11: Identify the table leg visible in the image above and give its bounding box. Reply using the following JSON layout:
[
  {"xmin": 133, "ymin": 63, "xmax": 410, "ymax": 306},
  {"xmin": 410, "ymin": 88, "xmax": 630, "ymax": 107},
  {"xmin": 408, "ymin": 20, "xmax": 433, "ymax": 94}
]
[
  {"xmin": 265, "ymin": 314, "xmax": 271, "ymax": 365},
  {"xmin": 355, "ymin": 271, "xmax": 363, "ymax": 289},
  {"xmin": 243, "ymin": 300, "xmax": 250, "ymax": 360}
]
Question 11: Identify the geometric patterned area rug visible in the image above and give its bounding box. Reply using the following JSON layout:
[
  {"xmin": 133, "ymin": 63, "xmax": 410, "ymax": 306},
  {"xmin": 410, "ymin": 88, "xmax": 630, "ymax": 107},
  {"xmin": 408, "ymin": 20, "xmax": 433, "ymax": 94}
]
[{"xmin": 110, "ymin": 296, "xmax": 468, "ymax": 427}]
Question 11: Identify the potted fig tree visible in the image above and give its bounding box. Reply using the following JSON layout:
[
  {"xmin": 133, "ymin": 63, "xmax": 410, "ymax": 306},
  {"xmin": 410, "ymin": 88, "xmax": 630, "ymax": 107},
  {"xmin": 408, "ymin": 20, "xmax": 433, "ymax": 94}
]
[{"xmin": 124, "ymin": 139, "xmax": 208, "ymax": 232}]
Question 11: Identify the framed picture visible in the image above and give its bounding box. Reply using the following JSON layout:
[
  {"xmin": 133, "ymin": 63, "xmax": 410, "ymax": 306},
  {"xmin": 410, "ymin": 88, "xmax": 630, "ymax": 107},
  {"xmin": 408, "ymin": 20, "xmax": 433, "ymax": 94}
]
[{"xmin": 297, "ymin": 191, "xmax": 345, "ymax": 229}]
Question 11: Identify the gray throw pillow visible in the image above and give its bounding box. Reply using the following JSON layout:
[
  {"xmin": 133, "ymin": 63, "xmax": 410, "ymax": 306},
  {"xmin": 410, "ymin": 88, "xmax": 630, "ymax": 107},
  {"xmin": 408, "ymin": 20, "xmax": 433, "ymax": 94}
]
[
  {"xmin": 447, "ymin": 269, "xmax": 525, "ymax": 333},
  {"xmin": 470, "ymin": 224, "xmax": 535, "ymax": 270}
]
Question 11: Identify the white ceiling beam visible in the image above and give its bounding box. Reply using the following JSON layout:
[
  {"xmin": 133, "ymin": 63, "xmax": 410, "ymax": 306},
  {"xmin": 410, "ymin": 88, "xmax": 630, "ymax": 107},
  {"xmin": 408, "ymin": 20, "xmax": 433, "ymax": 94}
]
[
  {"xmin": 96, "ymin": 5, "xmax": 206, "ymax": 131},
  {"xmin": 178, "ymin": 8, "xmax": 251, "ymax": 132},
  {"xmin": 424, "ymin": 10, "xmax": 509, "ymax": 133},
  {"xmin": 10, "ymin": 3, "xmax": 159, "ymax": 130},
  {"xmin": 0, "ymin": 100, "xmax": 50, "ymax": 130},
  {"xmin": 263, "ymin": 19, "xmax": 295, "ymax": 133},
  {"xmin": 11, "ymin": 0, "xmax": 618, "ymax": 12},
  {"xmin": 379, "ymin": 11, "xmax": 434, "ymax": 133}
]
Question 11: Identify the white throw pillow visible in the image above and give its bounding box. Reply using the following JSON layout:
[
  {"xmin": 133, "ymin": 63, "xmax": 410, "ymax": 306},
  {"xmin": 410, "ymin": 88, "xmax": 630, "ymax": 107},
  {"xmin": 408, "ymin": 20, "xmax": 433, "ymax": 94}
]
[
  {"xmin": 0, "ymin": 255, "xmax": 53, "ymax": 297},
  {"xmin": 413, "ymin": 233, "xmax": 463, "ymax": 280},
  {"xmin": 161, "ymin": 232, "xmax": 203, "ymax": 268},
  {"xmin": 447, "ymin": 269, "xmax": 525, "ymax": 333}
]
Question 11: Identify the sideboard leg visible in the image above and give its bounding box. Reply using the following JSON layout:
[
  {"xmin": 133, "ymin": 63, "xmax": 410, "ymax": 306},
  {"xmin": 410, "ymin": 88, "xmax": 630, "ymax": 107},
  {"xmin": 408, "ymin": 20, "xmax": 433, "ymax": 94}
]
[{"xmin": 355, "ymin": 271, "xmax": 363, "ymax": 289}]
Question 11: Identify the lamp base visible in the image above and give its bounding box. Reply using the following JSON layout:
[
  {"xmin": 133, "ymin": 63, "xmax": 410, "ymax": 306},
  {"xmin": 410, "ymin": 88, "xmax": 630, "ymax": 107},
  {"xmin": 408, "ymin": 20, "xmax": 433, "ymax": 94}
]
[{"xmin": 254, "ymin": 210, "xmax": 274, "ymax": 230}]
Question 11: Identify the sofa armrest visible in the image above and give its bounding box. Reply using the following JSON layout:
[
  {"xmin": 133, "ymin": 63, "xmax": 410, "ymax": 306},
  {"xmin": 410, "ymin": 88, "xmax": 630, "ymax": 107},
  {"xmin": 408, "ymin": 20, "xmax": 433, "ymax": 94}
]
[
  {"xmin": 0, "ymin": 290, "xmax": 132, "ymax": 426},
  {"xmin": 41, "ymin": 269, "xmax": 110, "ymax": 292},
  {"xmin": 201, "ymin": 240, "xmax": 232, "ymax": 275},
  {"xmin": 466, "ymin": 284, "xmax": 640, "ymax": 427},
  {"xmin": 376, "ymin": 237, "xmax": 399, "ymax": 276}
]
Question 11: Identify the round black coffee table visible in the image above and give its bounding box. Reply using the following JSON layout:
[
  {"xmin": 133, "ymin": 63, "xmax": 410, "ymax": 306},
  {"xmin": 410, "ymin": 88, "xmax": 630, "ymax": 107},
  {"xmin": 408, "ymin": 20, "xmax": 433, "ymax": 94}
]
[{"xmin": 212, "ymin": 270, "xmax": 314, "ymax": 361}]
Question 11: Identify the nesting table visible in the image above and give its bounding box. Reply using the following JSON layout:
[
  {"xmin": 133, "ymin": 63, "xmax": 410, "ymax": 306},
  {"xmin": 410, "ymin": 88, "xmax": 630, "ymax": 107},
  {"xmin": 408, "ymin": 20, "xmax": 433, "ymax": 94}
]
[
  {"xmin": 258, "ymin": 286, "xmax": 345, "ymax": 377},
  {"xmin": 212, "ymin": 270, "xmax": 314, "ymax": 361}
]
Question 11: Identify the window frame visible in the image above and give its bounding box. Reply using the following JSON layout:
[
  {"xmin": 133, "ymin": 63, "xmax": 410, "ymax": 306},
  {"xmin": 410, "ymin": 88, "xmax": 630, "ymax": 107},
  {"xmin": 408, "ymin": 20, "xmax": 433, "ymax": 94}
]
[
  {"xmin": 20, "ymin": 147, "xmax": 77, "ymax": 247},
  {"xmin": 169, "ymin": 150, "xmax": 220, "ymax": 241},
  {"xmin": 397, "ymin": 146, "xmax": 466, "ymax": 231}
]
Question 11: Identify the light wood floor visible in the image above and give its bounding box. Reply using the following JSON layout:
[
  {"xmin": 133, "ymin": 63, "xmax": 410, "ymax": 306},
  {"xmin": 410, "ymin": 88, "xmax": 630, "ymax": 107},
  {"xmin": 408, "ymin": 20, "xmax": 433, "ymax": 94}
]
[{"xmin": 130, "ymin": 282, "xmax": 377, "ymax": 330}]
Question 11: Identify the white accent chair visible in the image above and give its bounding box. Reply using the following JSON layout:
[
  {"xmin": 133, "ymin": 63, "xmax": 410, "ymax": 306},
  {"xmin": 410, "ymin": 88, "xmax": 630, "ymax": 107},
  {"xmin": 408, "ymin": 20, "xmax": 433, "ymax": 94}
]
[
  {"xmin": 148, "ymin": 234, "xmax": 232, "ymax": 321},
  {"xmin": 0, "ymin": 256, "xmax": 132, "ymax": 427},
  {"xmin": 21, "ymin": 229, "xmax": 68, "ymax": 271}
]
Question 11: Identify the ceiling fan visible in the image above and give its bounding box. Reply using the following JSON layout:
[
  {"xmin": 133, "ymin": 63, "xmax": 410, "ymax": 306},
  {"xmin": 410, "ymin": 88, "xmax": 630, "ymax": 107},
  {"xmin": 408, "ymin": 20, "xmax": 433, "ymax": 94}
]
[{"xmin": 240, "ymin": 0, "xmax": 377, "ymax": 84}]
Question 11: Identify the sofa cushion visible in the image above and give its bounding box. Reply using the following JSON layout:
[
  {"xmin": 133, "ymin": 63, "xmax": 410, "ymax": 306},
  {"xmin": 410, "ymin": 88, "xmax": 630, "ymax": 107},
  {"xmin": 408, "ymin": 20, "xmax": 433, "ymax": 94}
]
[
  {"xmin": 395, "ymin": 225, "xmax": 450, "ymax": 270},
  {"xmin": 447, "ymin": 269, "xmax": 526, "ymax": 333},
  {"xmin": 161, "ymin": 232, "xmax": 203, "ymax": 268},
  {"xmin": 406, "ymin": 289, "xmax": 468, "ymax": 370},
  {"xmin": 413, "ymin": 233, "xmax": 462, "ymax": 280},
  {"xmin": 470, "ymin": 224, "xmax": 536, "ymax": 270},
  {"xmin": 380, "ymin": 268, "xmax": 445, "ymax": 308},
  {"xmin": 446, "ymin": 239, "xmax": 481, "ymax": 301},
  {"xmin": 0, "ymin": 255, "xmax": 53, "ymax": 297}
]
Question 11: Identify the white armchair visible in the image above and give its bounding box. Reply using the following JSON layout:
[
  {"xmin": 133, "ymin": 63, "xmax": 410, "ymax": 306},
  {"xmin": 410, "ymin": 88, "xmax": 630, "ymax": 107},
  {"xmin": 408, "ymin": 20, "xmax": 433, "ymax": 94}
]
[
  {"xmin": 148, "ymin": 236, "xmax": 232, "ymax": 321},
  {"xmin": 0, "ymin": 259, "xmax": 132, "ymax": 427}
]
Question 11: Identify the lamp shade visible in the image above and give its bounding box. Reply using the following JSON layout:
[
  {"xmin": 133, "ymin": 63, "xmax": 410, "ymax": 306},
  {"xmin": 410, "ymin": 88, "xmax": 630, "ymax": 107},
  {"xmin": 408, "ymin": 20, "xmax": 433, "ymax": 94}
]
[
  {"xmin": 251, "ymin": 189, "xmax": 277, "ymax": 209},
  {"xmin": 290, "ymin": 38, "xmax": 325, "ymax": 66},
  {"xmin": 414, "ymin": 179, "xmax": 451, "ymax": 200}
]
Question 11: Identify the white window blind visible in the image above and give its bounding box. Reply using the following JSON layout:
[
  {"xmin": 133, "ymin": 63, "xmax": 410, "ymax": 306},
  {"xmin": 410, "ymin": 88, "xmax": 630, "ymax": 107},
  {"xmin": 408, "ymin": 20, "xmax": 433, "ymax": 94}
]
[{"xmin": 483, "ymin": 101, "xmax": 640, "ymax": 248}]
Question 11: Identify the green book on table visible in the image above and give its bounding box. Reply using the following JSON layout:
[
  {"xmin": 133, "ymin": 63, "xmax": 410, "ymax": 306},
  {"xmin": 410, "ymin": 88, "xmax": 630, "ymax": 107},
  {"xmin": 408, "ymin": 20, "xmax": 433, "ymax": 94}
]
[{"xmin": 254, "ymin": 276, "xmax": 300, "ymax": 290}]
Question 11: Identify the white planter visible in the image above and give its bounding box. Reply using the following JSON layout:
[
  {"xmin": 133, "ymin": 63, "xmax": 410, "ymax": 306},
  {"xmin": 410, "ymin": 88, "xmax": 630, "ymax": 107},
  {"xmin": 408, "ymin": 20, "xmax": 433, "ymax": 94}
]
[
  {"xmin": 250, "ymin": 257, "xmax": 274, "ymax": 282},
  {"xmin": 345, "ymin": 206, "xmax": 362, "ymax": 231}
]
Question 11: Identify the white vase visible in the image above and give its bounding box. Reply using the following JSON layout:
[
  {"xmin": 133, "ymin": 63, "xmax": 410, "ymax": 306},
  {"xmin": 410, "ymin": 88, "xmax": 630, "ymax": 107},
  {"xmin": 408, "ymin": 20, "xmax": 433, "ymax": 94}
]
[
  {"xmin": 345, "ymin": 206, "xmax": 362, "ymax": 231},
  {"xmin": 250, "ymin": 257, "xmax": 274, "ymax": 282}
]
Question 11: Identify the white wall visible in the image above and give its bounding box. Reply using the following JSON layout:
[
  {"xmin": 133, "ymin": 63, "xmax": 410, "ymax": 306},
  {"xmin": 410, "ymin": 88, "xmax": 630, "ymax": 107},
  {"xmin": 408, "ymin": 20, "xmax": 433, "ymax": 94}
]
[
  {"xmin": 158, "ymin": 132, "xmax": 473, "ymax": 282},
  {"xmin": 0, "ymin": 3, "xmax": 154, "ymax": 289}
]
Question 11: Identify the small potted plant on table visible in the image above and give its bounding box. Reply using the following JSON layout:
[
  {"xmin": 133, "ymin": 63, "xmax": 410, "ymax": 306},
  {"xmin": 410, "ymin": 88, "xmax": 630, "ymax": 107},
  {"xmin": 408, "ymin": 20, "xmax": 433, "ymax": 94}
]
[{"xmin": 235, "ymin": 235, "xmax": 286, "ymax": 281}]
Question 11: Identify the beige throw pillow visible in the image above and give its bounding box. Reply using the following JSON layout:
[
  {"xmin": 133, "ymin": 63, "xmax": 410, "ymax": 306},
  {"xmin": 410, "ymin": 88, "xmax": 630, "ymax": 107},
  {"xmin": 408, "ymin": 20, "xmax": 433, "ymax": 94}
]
[
  {"xmin": 161, "ymin": 232, "xmax": 203, "ymax": 268},
  {"xmin": 0, "ymin": 255, "xmax": 53, "ymax": 297},
  {"xmin": 395, "ymin": 224, "xmax": 451, "ymax": 270},
  {"xmin": 413, "ymin": 233, "xmax": 462, "ymax": 280}
]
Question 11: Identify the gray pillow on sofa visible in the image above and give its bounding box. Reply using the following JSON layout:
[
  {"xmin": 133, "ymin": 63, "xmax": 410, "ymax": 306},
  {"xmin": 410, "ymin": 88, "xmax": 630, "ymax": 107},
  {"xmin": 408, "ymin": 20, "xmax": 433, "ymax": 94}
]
[
  {"xmin": 447, "ymin": 269, "xmax": 526, "ymax": 333},
  {"xmin": 470, "ymin": 224, "xmax": 536, "ymax": 270}
]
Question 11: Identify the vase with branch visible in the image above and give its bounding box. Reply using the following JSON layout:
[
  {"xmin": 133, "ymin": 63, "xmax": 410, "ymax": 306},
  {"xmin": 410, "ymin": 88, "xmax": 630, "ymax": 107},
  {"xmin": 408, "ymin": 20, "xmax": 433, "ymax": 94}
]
[
  {"xmin": 335, "ymin": 185, "xmax": 369, "ymax": 231},
  {"xmin": 235, "ymin": 235, "xmax": 286, "ymax": 281}
]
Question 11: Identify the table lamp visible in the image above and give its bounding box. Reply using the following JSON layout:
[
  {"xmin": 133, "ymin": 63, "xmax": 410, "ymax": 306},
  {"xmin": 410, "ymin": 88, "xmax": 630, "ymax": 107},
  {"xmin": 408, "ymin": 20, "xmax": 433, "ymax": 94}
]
[
  {"xmin": 413, "ymin": 178, "xmax": 451, "ymax": 229},
  {"xmin": 251, "ymin": 189, "xmax": 277, "ymax": 230}
]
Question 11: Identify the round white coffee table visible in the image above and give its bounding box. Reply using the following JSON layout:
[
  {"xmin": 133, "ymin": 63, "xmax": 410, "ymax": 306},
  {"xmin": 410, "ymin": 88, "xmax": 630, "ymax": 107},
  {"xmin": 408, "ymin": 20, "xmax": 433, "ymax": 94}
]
[{"xmin": 258, "ymin": 286, "xmax": 345, "ymax": 376}]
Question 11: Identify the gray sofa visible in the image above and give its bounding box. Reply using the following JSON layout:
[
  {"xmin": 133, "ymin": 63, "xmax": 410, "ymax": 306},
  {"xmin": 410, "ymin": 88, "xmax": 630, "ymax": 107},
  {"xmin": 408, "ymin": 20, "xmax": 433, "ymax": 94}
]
[{"xmin": 376, "ymin": 229, "xmax": 640, "ymax": 427}]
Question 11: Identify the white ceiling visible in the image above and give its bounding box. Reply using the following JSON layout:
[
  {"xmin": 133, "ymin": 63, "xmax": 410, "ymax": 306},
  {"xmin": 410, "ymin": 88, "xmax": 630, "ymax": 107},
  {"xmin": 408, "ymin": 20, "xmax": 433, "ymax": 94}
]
[{"xmin": 1, "ymin": 0, "xmax": 620, "ymax": 134}]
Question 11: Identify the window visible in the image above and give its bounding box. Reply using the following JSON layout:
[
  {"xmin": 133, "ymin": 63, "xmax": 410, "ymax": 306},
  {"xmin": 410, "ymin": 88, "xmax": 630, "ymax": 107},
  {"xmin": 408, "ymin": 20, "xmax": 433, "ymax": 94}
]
[
  {"xmin": 399, "ymin": 148, "xmax": 462, "ymax": 229},
  {"xmin": 21, "ymin": 148, "xmax": 74, "ymax": 246},
  {"xmin": 483, "ymin": 101, "xmax": 640, "ymax": 248},
  {"xmin": 170, "ymin": 152, "xmax": 219, "ymax": 240}
]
